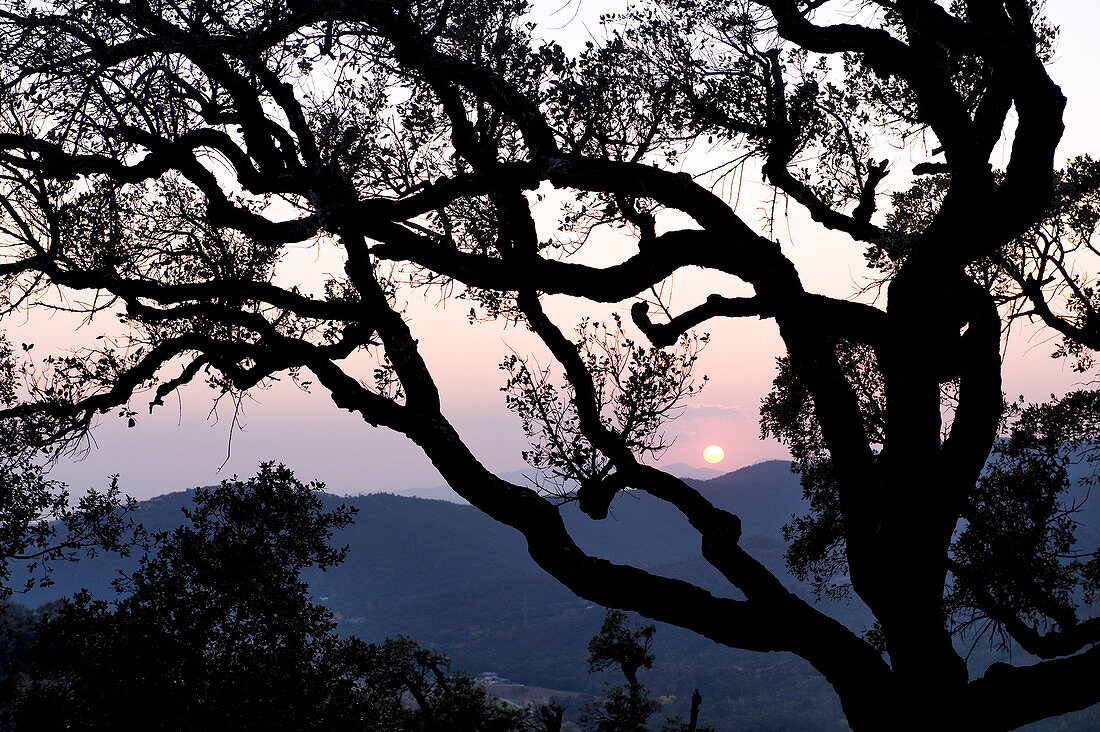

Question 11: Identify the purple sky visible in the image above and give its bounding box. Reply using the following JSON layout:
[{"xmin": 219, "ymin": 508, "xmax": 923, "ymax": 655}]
[{"xmin": 28, "ymin": 0, "xmax": 1100, "ymax": 499}]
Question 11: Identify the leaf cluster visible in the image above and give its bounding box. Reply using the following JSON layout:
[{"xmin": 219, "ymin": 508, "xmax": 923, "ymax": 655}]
[
  {"xmin": 760, "ymin": 342, "xmax": 883, "ymax": 599},
  {"xmin": 502, "ymin": 316, "xmax": 706, "ymax": 499},
  {"xmin": 949, "ymin": 390, "xmax": 1100, "ymax": 647},
  {"xmin": 2, "ymin": 462, "xmax": 531, "ymax": 731}
]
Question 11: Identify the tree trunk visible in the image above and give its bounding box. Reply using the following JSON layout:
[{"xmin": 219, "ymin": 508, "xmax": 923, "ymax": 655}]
[{"xmin": 688, "ymin": 689, "xmax": 701, "ymax": 732}]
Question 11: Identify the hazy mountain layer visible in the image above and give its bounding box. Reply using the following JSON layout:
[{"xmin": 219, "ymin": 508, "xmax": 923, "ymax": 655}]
[{"xmin": 14, "ymin": 460, "xmax": 1100, "ymax": 730}]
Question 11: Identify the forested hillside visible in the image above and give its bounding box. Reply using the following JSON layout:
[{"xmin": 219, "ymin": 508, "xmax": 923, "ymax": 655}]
[{"xmin": 12, "ymin": 460, "xmax": 1100, "ymax": 730}]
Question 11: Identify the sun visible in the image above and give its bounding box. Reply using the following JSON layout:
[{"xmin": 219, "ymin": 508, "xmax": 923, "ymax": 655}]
[{"xmin": 702, "ymin": 445, "xmax": 725, "ymax": 464}]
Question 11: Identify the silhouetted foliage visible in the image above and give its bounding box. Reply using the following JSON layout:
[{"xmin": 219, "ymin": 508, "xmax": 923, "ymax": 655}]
[
  {"xmin": 3, "ymin": 463, "xmax": 369, "ymax": 729},
  {"xmin": 760, "ymin": 343, "xmax": 883, "ymax": 600},
  {"xmin": 587, "ymin": 610, "xmax": 656, "ymax": 689},
  {"xmin": 2, "ymin": 464, "xmax": 526, "ymax": 731},
  {"xmin": 0, "ymin": 601, "xmax": 38, "ymax": 686},
  {"xmin": 0, "ymin": 0, "xmax": 1092, "ymax": 727},
  {"xmin": 581, "ymin": 611, "xmax": 714, "ymax": 732},
  {"xmin": 0, "ymin": 336, "xmax": 136, "ymax": 604},
  {"xmin": 581, "ymin": 611, "xmax": 661, "ymax": 732},
  {"xmin": 530, "ymin": 701, "xmax": 565, "ymax": 732},
  {"xmin": 10, "ymin": 469, "xmax": 852, "ymax": 730},
  {"xmin": 353, "ymin": 636, "xmax": 526, "ymax": 732},
  {"xmin": 580, "ymin": 685, "xmax": 662, "ymax": 732},
  {"xmin": 950, "ymin": 391, "xmax": 1100, "ymax": 654},
  {"xmin": 502, "ymin": 316, "xmax": 707, "ymax": 504}
]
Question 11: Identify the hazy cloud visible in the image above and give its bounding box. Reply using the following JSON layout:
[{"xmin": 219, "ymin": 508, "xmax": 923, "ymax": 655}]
[{"xmin": 683, "ymin": 403, "xmax": 749, "ymax": 419}]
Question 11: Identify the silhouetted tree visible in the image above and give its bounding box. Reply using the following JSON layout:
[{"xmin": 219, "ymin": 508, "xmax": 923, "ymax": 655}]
[
  {"xmin": 0, "ymin": 336, "xmax": 135, "ymax": 608},
  {"xmin": 0, "ymin": 601, "xmax": 38, "ymax": 686},
  {"xmin": 3, "ymin": 464, "xmax": 526, "ymax": 731},
  {"xmin": 530, "ymin": 701, "xmax": 565, "ymax": 732},
  {"xmin": 580, "ymin": 685, "xmax": 662, "ymax": 732},
  {"xmin": 587, "ymin": 610, "xmax": 656, "ymax": 690},
  {"xmin": 582, "ymin": 611, "xmax": 661, "ymax": 732},
  {"xmin": 356, "ymin": 636, "xmax": 526, "ymax": 732},
  {"xmin": 0, "ymin": 0, "xmax": 1091, "ymax": 728},
  {"xmin": 582, "ymin": 611, "xmax": 711, "ymax": 732},
  {"xmin": 655, "ymin": 690, "xmax": 711, "ymax": 732},
  {"xmin": 3, "ymin": 463, "xmax": 370, "ymax": 730}
]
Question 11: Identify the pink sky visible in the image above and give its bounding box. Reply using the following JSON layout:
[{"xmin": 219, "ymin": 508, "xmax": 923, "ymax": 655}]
[{"xmin": 30, "ymin": 0, "xmax": 1100, "ymax": 499}]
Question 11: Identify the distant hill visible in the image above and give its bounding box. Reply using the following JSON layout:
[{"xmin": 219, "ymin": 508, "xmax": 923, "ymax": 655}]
[
  {"xmin": 19, "ymin": 460, "xmax": 806, "ymax": 609},
  {"xmin": 391, "ymin": 461, "xmax": 729, "ymax": 503},
  {"xmin": 657, "ymin": 461, "xmax": 727, "ymax": 481},
  {"xmin": 12, "ymin": 460, "xmax": 1100, "ymax": 730}
]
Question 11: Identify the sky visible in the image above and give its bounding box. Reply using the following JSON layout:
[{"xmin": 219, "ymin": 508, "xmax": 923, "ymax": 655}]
[{"xmin": 27, "ymin": 0, "xmax": 1100, "ymax": 500}]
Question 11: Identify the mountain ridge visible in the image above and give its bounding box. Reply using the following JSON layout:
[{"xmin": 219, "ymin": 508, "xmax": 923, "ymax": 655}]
[
  {"xmin": 384, "ymin": 460, "xmax": 739, "ymax": 503},
  {"xmin": 11, "ymin": 459, "xmax": 1097, "ymax": 730}
]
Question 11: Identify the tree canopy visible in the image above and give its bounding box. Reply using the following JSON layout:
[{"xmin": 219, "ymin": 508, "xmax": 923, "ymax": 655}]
[
  {"xmin": 2, "ymin": 463, "xmax": 526, "ymax": 731},
  {"xmin": 582, "ymin": 610, "xmax": 661, "ymax": 732},
  {"xmin": 0, "ymin": 0, "xmax": 1092, "ymax": 728},
  {"xmin": 0, "ymin": 337, "xmax": 135, "ymax": 607}
]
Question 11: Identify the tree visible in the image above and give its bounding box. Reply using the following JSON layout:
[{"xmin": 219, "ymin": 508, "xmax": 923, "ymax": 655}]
[
  {"xmin": 0, "ymin": 330, "xmax": 136, "ymax": 707},
  {"xmin": 356, "ymin": 636, "xmax": 526, "ymax": 732},
  {"xmin": 587, "ymin": 610, "xmax": 656, "ymax": 690},
  {"xmin": 0, "ymin": 601, "xmax": 38, "ymax": 686},
  {"xmin": 530, "ymin": 701, "xmax": 565, "ymax": 732},
  {"xmin": 0, "ymin": 335, "xmax": 135, "ymax": 605},
  {"xmin": 582, "ymin": 610, "xmax": 711, "ymax": 732},
  {"xmin": 4, "ymin": 463, "xmax": 369, "ymax": 729},
  {"xmin": 582, "ymin": 610, "xmax": 661, "ymax": 732},
  {"xmin": 3, "ymin": 463, "xmax": 525, "ymax": 731},
  {"xmin": 0, "ymin": 0, "xmax": 1089, "ymax": 727}
]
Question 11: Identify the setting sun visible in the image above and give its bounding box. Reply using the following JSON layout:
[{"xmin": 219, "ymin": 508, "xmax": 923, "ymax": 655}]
[{"xmin": 702, "ymin": 445, "xmax": 725, "ymax": 464}]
